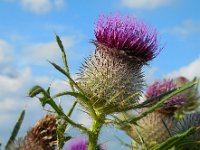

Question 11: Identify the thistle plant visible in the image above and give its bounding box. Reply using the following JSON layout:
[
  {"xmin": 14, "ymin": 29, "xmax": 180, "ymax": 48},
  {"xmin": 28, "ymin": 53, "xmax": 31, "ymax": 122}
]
[
  {"xmin": 78, "ymin": 14, "xmax": 159, "ymax": 114},
  {"xmin": 77, "ymin": 14, "xmax": 160, "ymax": 149},
  {"xmin": 26, "ymin": 13, "xmax": 200, "ymax": 150}
]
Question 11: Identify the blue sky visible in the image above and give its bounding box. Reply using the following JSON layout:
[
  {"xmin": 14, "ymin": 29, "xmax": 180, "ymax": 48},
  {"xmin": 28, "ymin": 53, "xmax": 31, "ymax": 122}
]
[{"xmin": 0, "ymin": 0, "xmax": 200, "ymax": 149}]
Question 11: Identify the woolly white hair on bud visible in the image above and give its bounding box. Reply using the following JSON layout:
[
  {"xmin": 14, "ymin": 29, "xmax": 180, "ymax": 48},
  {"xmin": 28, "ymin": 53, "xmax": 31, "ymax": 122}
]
[{"xmin": 78, "ymin": 44, "xmax": 144, "ymax": 114}]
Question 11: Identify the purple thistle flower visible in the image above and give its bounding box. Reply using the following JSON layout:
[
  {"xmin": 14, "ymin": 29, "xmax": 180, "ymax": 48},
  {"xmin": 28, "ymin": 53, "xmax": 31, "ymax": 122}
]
[
  {"xmin": 94, "ymin": 14, "xmax": 159, "ymax": 63},
  {"xmin": 64, "ymin": 137, "xmax": 106, "ymax": 150},
  {"xmin": 78, "ymin": 14, "xmax": 161, "ymax": 114},
  {"xmin": 145, "ymin": 79, "xmax": 187, "ymax": 114},
  {"xmin": 64, "ymin": 137, "xmax": 88, "ymax": 150}
]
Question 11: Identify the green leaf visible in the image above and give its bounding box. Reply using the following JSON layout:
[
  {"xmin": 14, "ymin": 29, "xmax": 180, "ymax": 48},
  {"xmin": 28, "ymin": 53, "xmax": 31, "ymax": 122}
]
[
  {"xmin": 134, "ymin": 126, "xmax": 148, "ymax": 150},
  {"xmin": 49, "ymin": 61, "xmax": 84, "ymax": 93},
  {"xmin": 67, "ymin": 101, "xmax": 78, "ymax": 117},
  {"xmin": 55, "ymin": 34, "xmax": 70, "ymax": 73},
  {"xmin": 64, "ymin": 136, "xmax": 72, "ymax": 142},
  {"xmin": 52, "ymin": 91, "xmax": 89, "ymax": 103},
  {"xmin": 49, "ymin": 61, "xmax": 69, "ymax": 77},
  {"xmin": 151, "ymin": 127, "xmax": 198, "ymax": 150},
  {"xmin": 55, "ymin": 34, "xmax": 65, "ymax": 53},
  {"xmin": 28, "ymin": 85, "xmax": 44, "ymax": 97},
  {"xmin": 138, "ymin": 89, "xmax": 176, "ymax": 107},
  {"xmin": 5, "ymin": 110, "xmax": 25, "ymax": 149}
]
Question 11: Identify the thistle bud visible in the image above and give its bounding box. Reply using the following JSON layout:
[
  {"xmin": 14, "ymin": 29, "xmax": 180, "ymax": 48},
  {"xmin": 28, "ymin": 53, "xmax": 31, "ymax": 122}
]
[
  {"xmin": 145, "ymin": 77, "xmax": 198, "ymax": 114},
  {"xmin": 8, "ymin": 115, "xmax": 57, "ymax": 150},
  {"xmin": 145, "ymin": 79, "xmax": 186, "ymax": 114},
  {"xmin": 78, "ymin": 14, "xmax": 160, "ymax": 114},
  {"xmin": 124, "ymin": 110, "xmax": 176, "ymax": 147}
]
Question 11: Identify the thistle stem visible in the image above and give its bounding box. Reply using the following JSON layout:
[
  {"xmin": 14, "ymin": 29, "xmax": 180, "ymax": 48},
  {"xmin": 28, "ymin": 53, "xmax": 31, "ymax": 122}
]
[{"xmin": 88, "ymin": 119, "xmax": 104, "ymax": 150}]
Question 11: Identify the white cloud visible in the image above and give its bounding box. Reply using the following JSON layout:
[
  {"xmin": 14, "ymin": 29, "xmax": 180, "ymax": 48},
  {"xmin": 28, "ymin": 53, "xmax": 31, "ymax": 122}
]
[
  {"xmin": 23, "ymin": 36, "xmax": 76, "ymax": 63},
  {"xmin": 0, "ymin": 39, "xmax": 13, "ymax": 65},
  {"xmin": 166, "ymin": 57, "xmax": 200, "ymax": 80},
  {"xmin": 20, "ymin": 0, "xmax": 51, "ymax": 14},
  {"xmin": 162, "ymin": 20, "xmax": 200, "ymax": 37},
  {"xmin": 53, "ymin": 0, "xmax": 65, "ymax": 9},
  {"xmin": 144, "ymin": 66, "xmax": 158, "ymax": 84},
  {"xmin": 121, "ymin": 0, "xmax": 172, "ymax": 9},
  {"xmin": 4, "ymin": 0, "xmax": 65, "ymax": 14},
  {"xmin": 0, "ymin": 68, "xmax": 49, "ymax": 146},
  {"xmin": 0, "ymin": 39, "xmax": 52, "ymax": 146}
]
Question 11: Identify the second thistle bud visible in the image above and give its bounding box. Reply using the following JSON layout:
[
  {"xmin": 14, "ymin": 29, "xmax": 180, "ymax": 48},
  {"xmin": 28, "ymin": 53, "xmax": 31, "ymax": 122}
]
[{"xmin": 122, "ymin": 77, "xmax": 199, "ymax": 147}]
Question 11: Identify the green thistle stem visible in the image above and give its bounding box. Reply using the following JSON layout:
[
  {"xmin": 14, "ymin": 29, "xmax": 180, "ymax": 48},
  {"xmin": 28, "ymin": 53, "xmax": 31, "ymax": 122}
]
[{"xmin": 88, "ymin": 119, "xmax": 103, "ymax": 150}]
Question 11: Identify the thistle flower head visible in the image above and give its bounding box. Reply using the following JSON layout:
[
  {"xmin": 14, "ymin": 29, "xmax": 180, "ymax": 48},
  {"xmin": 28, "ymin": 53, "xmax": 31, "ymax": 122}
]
[
  {"xmin": 64, "ymin": 137, "xmax": 105, "ymax": 150},
  {"xmin": 65, "ymin": 137, "xmax": 87, "ymax": 150},
  {"xmin": 94, "ymin": 14, "xmax": 159, "ymax": 63},
  {"xmin": 145, "ymin": 78, "xmax": 188, "ymax": 114},
  {"xmin": 78, "ymin": 14, "xmax": 161, "ymax": 115}
]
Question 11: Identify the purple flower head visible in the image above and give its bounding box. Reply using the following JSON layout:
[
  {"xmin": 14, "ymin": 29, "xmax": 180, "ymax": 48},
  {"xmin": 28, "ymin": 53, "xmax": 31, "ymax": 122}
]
[
  {"xmin": 145, "ymin": 79, "xmax": 186, "ymax": 114},
  {"xmin": 64, "ymin": 137, "xmax": 87, "ymax": 150},
  {"xmin": 94, "ymin": 14, "xmax": 159, "ymax": 63},
  {"xmin": 64, "ymin": 137, "xmax": 106, "ymax": 150}
]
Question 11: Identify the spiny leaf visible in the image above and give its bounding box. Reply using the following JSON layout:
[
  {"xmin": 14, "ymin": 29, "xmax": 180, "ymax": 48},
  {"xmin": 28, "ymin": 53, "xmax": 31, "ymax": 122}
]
[
  {"xmin": 139, "ymin": 89, "xmax": 176, "ymax": 107},
  {"xmin": 55, "ymin": 34, "xmax": 70, "ymax": 73},
  {"xmin": 28, "ymin": 85, "xmax": 44, "ymax": 97},
  {"xmin": 135, "ymin": 126, "xmax": 148, "ymax": 150},
  {"xmin": 5, "ymin": 110, "xmax": 25, "ymax": 149},
  {"xmin": 49, "ymin": 61, "xmax": 69, "ymax": 77},
  {"xmin": 49, "ymin": 61, "xmax": 84, "ymax": 93},
  {"xmin": 52, "ymin": 91, "xmax": 89, "ymax": 103},
  {"xmin": 151, "ymin": 127, "xmax": 197, "ymax": 150},
  {"xmin": 175, "ymin": 140, "xmax": 200, "ymax": 149},
  {"xmin": 55, "ymin": 34, "xmax": 65, "ymax": 53}
]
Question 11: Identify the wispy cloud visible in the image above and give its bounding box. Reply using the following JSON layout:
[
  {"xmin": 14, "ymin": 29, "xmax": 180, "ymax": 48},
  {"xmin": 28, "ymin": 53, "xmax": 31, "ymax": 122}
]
[
  {"xmin": 0, "ymin": 39, "xmax": 13, "ymax": 65},
  {"xmin": 144, "ymin": 66, "xmax": 158, "ymax": 84},
  {"xmin": 0, "ymin": 39, "xmax": 50, "ymax": 145},
  {"xmin": 23, "ymin": 36, "xmax": 77, "ymax": 63},
  {"xmin": 4, "ymin": 0, "xmax": 65, "ymax": 14},
  {"xmin": 166, "ymin": 56, "xmax": 200, "ymax": 80},
  {"xmin": 162, "ymin": 20, "xmax": 200, "ymax": 37},
  {"xmin": 121, "ymin": 0, "xmax": 172, "ymax": 9}
]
